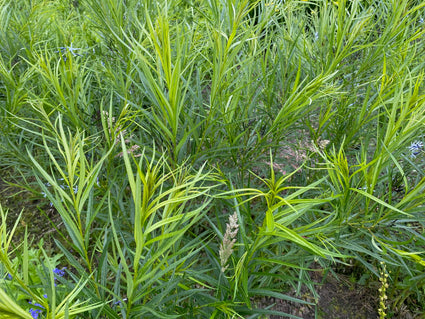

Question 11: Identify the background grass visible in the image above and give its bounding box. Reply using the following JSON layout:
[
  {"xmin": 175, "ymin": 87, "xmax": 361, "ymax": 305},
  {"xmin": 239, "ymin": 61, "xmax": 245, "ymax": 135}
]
[{"xmin": 1, "ymin": 0, "xmax": 425, "ymax": 318}]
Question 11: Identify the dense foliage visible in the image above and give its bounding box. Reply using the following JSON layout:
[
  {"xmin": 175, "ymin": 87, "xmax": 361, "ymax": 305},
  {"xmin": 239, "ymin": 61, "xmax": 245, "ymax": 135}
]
[{"xmin": 1, "ymin": 0, "xmax": 425, "ymax": 318}]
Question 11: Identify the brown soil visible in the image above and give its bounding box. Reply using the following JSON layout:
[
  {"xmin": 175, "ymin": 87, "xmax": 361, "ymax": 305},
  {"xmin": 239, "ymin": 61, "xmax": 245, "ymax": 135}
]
[
  {"xmin": 254, "ymin": 266, "xmax": 422, "ymax": 319},
  {"xmin": 0, "ymin": 173, "xmax": 61, "ymax": 247},
  {"xmin": 254, "ymin": 269, "xmax": 379, "ymax": 319}
]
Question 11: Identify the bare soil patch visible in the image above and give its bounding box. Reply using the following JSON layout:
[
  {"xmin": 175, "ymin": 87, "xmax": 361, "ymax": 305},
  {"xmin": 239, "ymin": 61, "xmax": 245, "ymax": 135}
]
[{"xmin": 255, "ymin": 269, "xmax": 378, "ymax": 319}]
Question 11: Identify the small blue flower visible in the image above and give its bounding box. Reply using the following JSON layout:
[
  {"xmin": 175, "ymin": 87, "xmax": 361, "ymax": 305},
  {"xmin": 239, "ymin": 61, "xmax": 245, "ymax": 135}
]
[
  {"xmin": 55, "ymin": 43, "xmax": 83, "ymax": 61},
  {"xmin": 408, "ymin": 141, "xmax": 423, "ymax": 158},
  {"xmin": 53, "ymin": 267, "xmax": 66, "ymax": 277},
  {"xmin": 29, "ymin": 308, "xmax": 42, "ymax": 319},
  {"xmin": 53, "ymin": 267, "xmax": 66, "ymax": 286},
  {"xmin": 113, "ymin": 298, "xmax": 127, "ymax": 306},
  {"xmin": 28, "ymin": 301, "xmax": 44, "ymax": 319},
  {"xmin": 6, "ymin": 273, "xmax": 12, "ymax": 280}
]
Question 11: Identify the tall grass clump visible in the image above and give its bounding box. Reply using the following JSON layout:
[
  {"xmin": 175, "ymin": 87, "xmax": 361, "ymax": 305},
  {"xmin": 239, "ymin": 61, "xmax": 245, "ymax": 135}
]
[{"xmin": 1, "ymin": 0, "xmax": 425, "ymax": 317}]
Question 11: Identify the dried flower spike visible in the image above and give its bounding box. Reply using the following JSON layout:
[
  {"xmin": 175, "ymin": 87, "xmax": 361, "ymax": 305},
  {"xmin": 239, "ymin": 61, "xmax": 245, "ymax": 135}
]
[{"xmin": 219, "ymin": 212, "xmax": 239, "ymax": 272}]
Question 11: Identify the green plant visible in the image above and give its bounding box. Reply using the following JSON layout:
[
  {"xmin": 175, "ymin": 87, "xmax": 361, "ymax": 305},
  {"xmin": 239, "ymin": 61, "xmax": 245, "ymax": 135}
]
[{"xmin": 1, "ymin": 0, "xmax": 425, "ymax": 317}]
